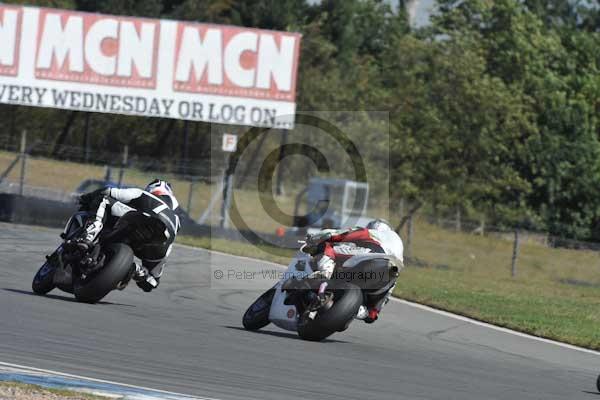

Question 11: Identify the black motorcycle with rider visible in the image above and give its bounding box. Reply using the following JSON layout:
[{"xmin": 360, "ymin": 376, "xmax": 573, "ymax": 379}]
[{"xmin": 32, "ymin": 179, "xmax": 180, "ymax": 303}]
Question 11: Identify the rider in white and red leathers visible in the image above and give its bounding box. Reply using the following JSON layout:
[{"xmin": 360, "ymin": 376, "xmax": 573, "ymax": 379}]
[{"xmin": 303, "ymin": 219, "xmax": 403, "ymax": 323}]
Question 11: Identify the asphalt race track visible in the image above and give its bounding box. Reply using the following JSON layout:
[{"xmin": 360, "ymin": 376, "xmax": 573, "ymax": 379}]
[{"xmin": 1, "ymin": 223, "xmax": 598, "ymax": 400}]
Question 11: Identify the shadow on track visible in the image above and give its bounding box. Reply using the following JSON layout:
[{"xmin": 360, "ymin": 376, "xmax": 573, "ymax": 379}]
[
  {"xmin": 224, "ymin": 326, "xmax": 350, "ymax": 343},
  {"xmin": 2, "ymin": 288, "xmax": 136, "ymax": 307},
  {"xmin": 582, "ymin": 391, "xmax": 600, "ymax": 396}
]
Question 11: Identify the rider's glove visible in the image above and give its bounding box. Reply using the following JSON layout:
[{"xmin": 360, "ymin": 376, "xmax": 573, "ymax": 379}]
[
  {"xmin": 306, "ymin": 231, "xmax": 332, "ymax": 246},
  {"xmin": 302, "ymin": 232, "xmax": 333, "ymax": 255}
]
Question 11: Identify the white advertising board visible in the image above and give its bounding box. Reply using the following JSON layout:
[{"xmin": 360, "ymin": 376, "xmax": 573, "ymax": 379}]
[{"xmin": 0, "ymin": 5, "xmax": 301, "ymax": 128}]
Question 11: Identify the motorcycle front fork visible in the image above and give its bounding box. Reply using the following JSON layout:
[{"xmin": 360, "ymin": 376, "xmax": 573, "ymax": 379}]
[
  {"xmin": 47, "ymin": 246, "xmax": 74, "ymax": 287},
  {"xmin": 45, "ymin": 246, "xmax": 63, "ymax": 268}
]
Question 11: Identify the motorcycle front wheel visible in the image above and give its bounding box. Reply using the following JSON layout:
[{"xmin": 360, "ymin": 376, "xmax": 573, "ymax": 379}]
[
  {"xmin": 32, "ymin": 260, "xmax": 57, "ymax": 295},
  {"xmin": 242, "ymin": 288, "xmax": 275, "ymax": 331}
]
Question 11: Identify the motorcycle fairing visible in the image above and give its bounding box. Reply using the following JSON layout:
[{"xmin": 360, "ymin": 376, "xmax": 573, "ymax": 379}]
[{"xmin": 268, "ymin": 252, "xmax": 313, "ymax": 331}]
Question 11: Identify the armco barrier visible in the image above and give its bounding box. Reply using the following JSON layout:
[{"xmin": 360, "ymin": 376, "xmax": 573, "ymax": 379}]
[
  {"xmin": 0, "ymin": 193, "xmax": 76, "ymax": 228},
  {"xmin": 0, "ymin": 193, "xmax": 298, "ymax": 248}
]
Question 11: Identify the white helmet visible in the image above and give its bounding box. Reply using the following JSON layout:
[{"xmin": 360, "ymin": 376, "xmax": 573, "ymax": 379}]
[
  {"xmin": 145, "ymin": 179, "xmax": 179, "ymax": 210},
  {"xmin": 366, "ymin": 218, "xmax": 393, "ymax": 232}
]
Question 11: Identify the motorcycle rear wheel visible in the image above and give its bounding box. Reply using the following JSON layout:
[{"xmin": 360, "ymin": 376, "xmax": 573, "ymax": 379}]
[
  {"xmin": 74, "ymin": 243, "xmax": 134, "ymax": 303},
  {"xmin": 297, "ymin": 282, "xmax": 363, "ymax": 342},
  {"xmin": 242, "ymin": 288, "xmax": 275, "ymax": 331}
]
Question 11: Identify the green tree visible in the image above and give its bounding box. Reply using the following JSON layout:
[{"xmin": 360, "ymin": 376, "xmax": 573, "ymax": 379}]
[
  {"xmin": 385, "ymin": 30, "xmax": 534, "ymax": 226},
  {"xmin": 430, "ymin": 0, "xmax": 600, "ymax": 238},
  {"xmin": 76, "ymin": 0, "xmax": 163, "ymax": 17}
]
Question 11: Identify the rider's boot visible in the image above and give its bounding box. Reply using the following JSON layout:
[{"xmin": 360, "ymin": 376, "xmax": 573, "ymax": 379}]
[
  {"xmin": 131, "ymin": 262, "xmax": 147, "ymax": 280},
  {"xmin": 316, "ymin": 281, "xmax": 328, "ymax": 303},
  {"xmin": 132, "ymin": 262, "xmax": 159, "ymax": 292},
  {"xmin": 364, "ymin": 308, "xmax": 379, "ymax": 324},
  {"xmin": 355, "ymin": 305, "xmax": 379, "ymax": 323},
  {"xmin": 355, "ymin": 305, "xmax": 368, "ymax": 320}
]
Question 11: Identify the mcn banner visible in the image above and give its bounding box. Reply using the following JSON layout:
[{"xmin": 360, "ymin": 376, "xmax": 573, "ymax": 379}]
[{"xmin": 0, "ymin": 5, "xmax": 301, "ymax": 128}]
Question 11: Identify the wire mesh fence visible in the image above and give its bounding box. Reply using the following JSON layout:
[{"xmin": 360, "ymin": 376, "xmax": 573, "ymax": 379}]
[
  {"xmin": 392, "ymin": 206, "xmax": 600, "ymax": 293},
  {"xmin": 2, "ymin": 129, "xmax": 600, "ymax": 290}
]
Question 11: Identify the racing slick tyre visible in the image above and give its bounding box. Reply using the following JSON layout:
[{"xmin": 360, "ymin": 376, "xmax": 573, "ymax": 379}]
[
  {"xmin": 297, "ymin": 282, "xmax": 363, "ymax": 342},
  {"xmin": 596, "ymin": 374, "xmax": 600, "ymax": 393},
  {"xmin": 32, "ymin": 260, "xmax": 57, "ymax": 295},
  {"xmin": 74, "ymin": 243, "xmax": 134, "ymax": 304},
  {"xmin": 243, "ymin": 288, "xmax": 275, "ymax": 331}
]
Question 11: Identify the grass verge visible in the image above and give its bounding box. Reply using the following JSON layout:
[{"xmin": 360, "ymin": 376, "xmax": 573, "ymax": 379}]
[
  {"xmin": 0, "ymin": 381, "xmax": 108, "ymax": 400},
  {"xmin": 396, "ymin": 267, "xmax": 600, "ymax": 350}
]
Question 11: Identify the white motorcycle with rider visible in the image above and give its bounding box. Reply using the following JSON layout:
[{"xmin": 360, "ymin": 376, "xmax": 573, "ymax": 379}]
[{"xmin": 242, "ymin": 219, "xmax": 403, "ymax": 341}]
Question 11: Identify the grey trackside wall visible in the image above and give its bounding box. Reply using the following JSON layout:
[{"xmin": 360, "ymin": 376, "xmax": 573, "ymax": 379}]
[{"xmin": 0, "ymin": 193, "xmax": 76, "ymax": 228}]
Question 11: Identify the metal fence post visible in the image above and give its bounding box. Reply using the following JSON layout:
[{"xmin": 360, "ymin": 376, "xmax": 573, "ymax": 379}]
[
  {"xmin": 220, "ymin": 171, "xmax": 233, "ymax": 229},
  {"xmin": 198, "ymin": 175, "xmax": 225, "ymax": 225},
  {"xmin": 455, "ymin": 206, "xmax": 461, "ymax": 232},
  {"xmin": 187, "ymin": 178, "xmax": 194, "ymax": 213},
  {"xmin": 118, "ymin": 145, "xmax": 128, "ymax": 187},
  {"xmin": 9, "ymin": 105, "xmax": 17, "ymax": 146},
  {"xmin": 18, "ymin": 130, "xmax": 27, "ymax": 196},
  {"xmin": 511, "ymin": 228, "xmax": 520, "ymax": 278},
  {"xmin": 84, "ymin": 113, "xmax": 92, "ymax": 163},
  {"xmin": 181, "ymin": 121, "xmax": 190, "ymax": 174},
  {"xmin": 275, "ymin": 129, "xmax": 288, "ymax": 196},
  {"xmin": 399, "ymin": 197, "xmax": 404, "ymax": 220},
  {"xmin": 405, "ymin": 214, "xmax": 413, "ymax": 260}
]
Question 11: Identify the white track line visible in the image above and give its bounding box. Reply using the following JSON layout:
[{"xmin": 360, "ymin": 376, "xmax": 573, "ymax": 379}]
[
  {"xmin": 175, "ymin": 242, "xmax": 287, "ymax": 268},
  {"xmin": 176, "ymin": 242, "xmax": 600, "ymax": 357},
  {"xmin": 390, "ymin": 298, "xmax": 600, "ymax": 356},
  {"xmin": 0, "ymin": 361, "xmax": 219, "ymax": 400}
]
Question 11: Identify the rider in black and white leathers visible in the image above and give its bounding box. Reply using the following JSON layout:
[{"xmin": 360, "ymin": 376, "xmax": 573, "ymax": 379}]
[{"xmin": 77, "ymin": 179, "xmax": 180, "ymax": 292}]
